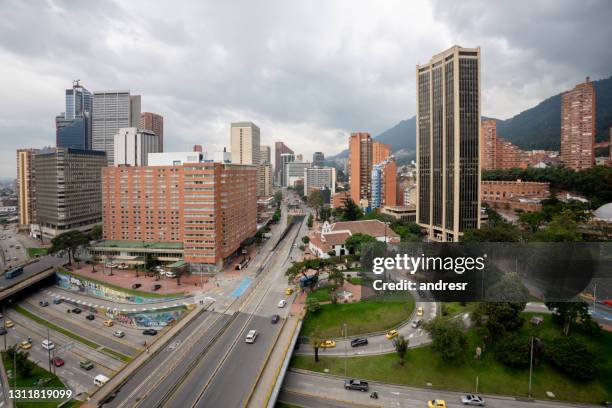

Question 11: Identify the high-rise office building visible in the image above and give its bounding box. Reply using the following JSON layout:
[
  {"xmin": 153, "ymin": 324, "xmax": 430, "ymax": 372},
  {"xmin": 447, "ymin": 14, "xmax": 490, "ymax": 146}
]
[
  {"xmin": 101, "ymin": 161, "xmax": 257, "ymax": 272},
  {"xmin": 113, "ymin": 127, "xmax": 159, "ymax": 166},
  {"xmin": 92, "ymin": 91, "xmax": 141, "ymax": 165},
  {"xmin": 371, "ymin": 157, "xmax": 398, "ymax": 209},
  {"xmin": 260, "ymin": 145, "xmax": 271, "ymax": 164},
  {"xmin": 258, "ymin": 163, "xmax": 273, "ymax": 197},
  {"xmin": 140, "ymin": 112, "xmax": 164, "ymax": 152},
  {"xmin": 304, "ymin": 166, "xmax": 336, "ymax": 196},
  {"xmin": 285, "ymin": 161, "xmax": 311, "ymax": 188},
  {"xmin": 348, "ymin": 133, "xmax": 390, "ymax": 206},
  {"xmin": 561, "ymin": 78, "xmax": 596, "ymax": 171},
  {"xmin": 274, "ymin": 141, "xmax": 294, "ymax": 183},
  {"xmin": 16, "ymin": 149, "xmax": 39, "ymax": 226},
  {"xmin": 56, "ymin": 80, "xmax": 92, "ymax": 150},
  {"xmin": 230, "ymin": 122, "xmax": 260, "ymax": 165},
  {"xmin": 34, "ymin": 148, "xmax": 106, "ymax": 238},
  {"xmin": 279, "ymin": 153, "xmax": 295, "ymax": 186},
  {"xmin": 313, "ymin": 152, "xmax": 325, "ymax": 167},
  {"xmin": 416, "ymin": 45, "xmax": 481, "ymax": 242}
]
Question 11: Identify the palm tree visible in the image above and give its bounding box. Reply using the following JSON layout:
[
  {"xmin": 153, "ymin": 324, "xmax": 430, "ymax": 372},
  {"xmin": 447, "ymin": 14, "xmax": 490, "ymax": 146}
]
[
  {"xmin": 393, "ymin": 335, "xmax": 409, "ymax": 366},
  {"xmin": 310, "ymin": 335, "xmax": 322, "ymax": 363}
]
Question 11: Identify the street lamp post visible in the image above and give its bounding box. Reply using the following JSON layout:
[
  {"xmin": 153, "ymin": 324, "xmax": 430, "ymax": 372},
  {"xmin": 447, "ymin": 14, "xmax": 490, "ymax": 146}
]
[
  {"xmin": 343, "ymin": 323, "xmax": 348, "ymax": 378},
  {"xmin": 528, "ymin": 335, "xmax": 534, "ymax": 398},
  {"xmin": 47, "ymin": 327, "xmax": 52, "ymax": 373}
]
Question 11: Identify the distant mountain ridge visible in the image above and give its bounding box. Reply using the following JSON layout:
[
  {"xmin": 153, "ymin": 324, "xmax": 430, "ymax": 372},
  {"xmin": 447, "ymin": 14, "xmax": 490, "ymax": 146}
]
[{"xmin": 329, "ymin": 75, "xmax": 612, "ymax": 158}]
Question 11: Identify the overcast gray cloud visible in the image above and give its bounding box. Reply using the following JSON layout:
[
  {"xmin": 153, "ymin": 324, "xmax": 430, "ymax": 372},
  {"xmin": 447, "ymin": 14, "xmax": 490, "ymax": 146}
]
[{"xmin": 0, "ymin": 0, "xmax": 611, "ymax": 178}]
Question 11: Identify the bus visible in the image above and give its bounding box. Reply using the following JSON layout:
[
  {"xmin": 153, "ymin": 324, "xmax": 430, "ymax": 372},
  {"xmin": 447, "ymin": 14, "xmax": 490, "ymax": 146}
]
[{"xmin": 5, "ymin": 266, "xmax": 23, "ymax": 279}]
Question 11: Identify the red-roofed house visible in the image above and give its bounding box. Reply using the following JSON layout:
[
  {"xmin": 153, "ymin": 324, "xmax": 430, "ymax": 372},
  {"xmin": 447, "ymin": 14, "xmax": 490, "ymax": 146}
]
[{"xmin": 308, "ymin": 219, "xmax": 400, "ymax": 258}]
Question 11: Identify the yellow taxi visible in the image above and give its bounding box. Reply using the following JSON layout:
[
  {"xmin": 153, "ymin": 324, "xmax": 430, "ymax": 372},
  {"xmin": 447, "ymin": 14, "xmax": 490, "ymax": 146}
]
[
  {"xmin": 4, "ymin": 320, "xmax": 14, "ymax": 328},
  {"xmin": 19, "ymin": 340, "xmax": 32, "ymax": 350},
  {"xmin": 427, "ymin": 400, "xmax": 446, "ymax": 408},
  {"xmin": 285, "ymin": 287, "xmax": 293, "ymax": 295},
  {"xmin": 320, "ymin": 340, "xmax": 336, "ymax": 348},
  {"xmin": 416, "ymin": 306, "xmax": 424, "ymax": 316},
  {"xmin": 385, "ymin": 329, "xmax": 398, "ymax": 340},
  {"xmin": 103, "ymin": 320, "xmax": 114, "ymax": 327}
]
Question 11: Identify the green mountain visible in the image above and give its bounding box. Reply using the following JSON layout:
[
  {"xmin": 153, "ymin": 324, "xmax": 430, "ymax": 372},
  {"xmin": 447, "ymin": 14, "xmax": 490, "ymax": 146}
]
[
  {"xmin": 494, "ymin": 75, "xmax": 612, "ymax": 150},
  {"xmin": 329, "ymin": 74, "xmax": 612, "ymax": 158}
]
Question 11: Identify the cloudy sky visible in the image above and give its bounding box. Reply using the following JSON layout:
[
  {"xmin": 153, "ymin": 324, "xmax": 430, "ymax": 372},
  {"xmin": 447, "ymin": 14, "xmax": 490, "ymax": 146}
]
[{"xmin": 1, "ymin": 0, "xmax": 611, "ymax": 178}]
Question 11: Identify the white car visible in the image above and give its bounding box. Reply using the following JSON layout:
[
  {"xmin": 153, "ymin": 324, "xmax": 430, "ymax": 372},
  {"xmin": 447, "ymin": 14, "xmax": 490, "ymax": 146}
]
[
  {"xmin": 245, "ymin": 329, "xmax": 258, "ymax": 343},
  {"xmin": 41, "ymin": 339, "xmax": 55, "ymax": 350},
  {"xmin": 461, "ymin": 394, "xmax": 486, "ymax": 406},
  {"xmin": 113, "ymin": 330, "xmax": 125, "ymax": 338},
  {"xmin": 165, "ymin": 272, "xmax": 176, "ymax": 278},
  {"xmin": 277, "ymin": 299, "xmax": 287, "ymax": 308}
]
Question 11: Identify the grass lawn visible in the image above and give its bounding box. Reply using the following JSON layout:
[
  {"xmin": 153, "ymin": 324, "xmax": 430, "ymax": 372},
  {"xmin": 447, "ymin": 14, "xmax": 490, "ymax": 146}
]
[
  {"xmin": 301, "ymin": 297, "xmax": 415, "ymax": 338},
  {"xmin": 292, "ymin": 312, "xmax": 612, "ymax": 404},
  {"xmin": 1, "ymin": 352, "xmax": 67, "ymax": 408},
  {"xmin": 441, "ymin": 302, "xmax": 474, "ymax": 318},
  {"xmin": 307, "ymin": 286, "xmax": 334, "ymax": 303},
  {"xmin": 60, "ymin": 268, "xmax": 184, "ymax": 299},
  {"xmin": 26, "ymin": 247, "xmax": 48, "ymax": 258},
  {"xmin": 13, "ymin": 305, "xmax": 131, "ymax": 362},
  {"xmin": 347, "ymin": 277, "xmax": 362, "ymax": 285}
]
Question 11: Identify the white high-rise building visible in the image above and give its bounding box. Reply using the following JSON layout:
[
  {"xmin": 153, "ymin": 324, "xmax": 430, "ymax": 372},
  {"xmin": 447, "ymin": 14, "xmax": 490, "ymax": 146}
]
[
  {"xmin": 113, "ymin": 127, "xmax": 159, "ymax": 167},
  {"xmin": 304, "ymin": 167, "xmax": 336, "ymax": 195},
  {"xmin": 92, "ymin": 91, "xmax": 141, "ymax": 165}
]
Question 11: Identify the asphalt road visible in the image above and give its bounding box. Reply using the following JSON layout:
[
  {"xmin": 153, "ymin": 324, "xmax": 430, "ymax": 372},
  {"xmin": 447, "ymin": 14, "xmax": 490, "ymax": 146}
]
[
  {"xmin": 0, "ymin": 253, "xmax": 66, "ymax": 290},
  {"xmin": 281, "ymin": 369, "xmax": 599, "ymax": 408}
]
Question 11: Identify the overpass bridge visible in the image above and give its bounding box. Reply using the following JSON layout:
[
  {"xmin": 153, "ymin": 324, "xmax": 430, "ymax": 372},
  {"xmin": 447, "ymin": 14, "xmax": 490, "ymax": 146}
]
[{"xmin": 0, "ymin": 255, "xmax": 67, "ymax": 304}]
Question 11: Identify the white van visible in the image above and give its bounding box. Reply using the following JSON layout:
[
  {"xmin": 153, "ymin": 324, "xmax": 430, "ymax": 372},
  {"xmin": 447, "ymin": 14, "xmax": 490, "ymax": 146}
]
[
  {"xmin": 41, "ymin": 339, "xmax": 55, "ymax": 350},
  {"xmin": 245, "ymin": 329, "xmax": 258, "ymax": 344},
  {"xmin": 94, "ymin": 374, "xmax": 110, "ymax": 387}
]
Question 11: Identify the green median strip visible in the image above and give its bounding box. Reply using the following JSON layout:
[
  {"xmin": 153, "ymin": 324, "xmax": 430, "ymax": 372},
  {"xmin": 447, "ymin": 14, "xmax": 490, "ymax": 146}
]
[{"xmin": 13, "ymin": 305, "xmax": 130, "ymax": 362}]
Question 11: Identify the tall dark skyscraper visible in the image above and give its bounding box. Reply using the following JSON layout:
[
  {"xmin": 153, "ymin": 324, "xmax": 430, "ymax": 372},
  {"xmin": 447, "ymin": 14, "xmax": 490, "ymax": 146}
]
[
  {"xmin": 274, "ymin": 141, "xmax": 294, "ymax": 184},
  {"xmin": 313, "ymin": 151, "xmax": 324, "ymax": 167},
  {"xmin": 416, "ymin": 45, "xmax": 481, "ymax": 242},
  {"xmin": 56, "ymin": 80, "xmax": 92, "ymax": 150}
]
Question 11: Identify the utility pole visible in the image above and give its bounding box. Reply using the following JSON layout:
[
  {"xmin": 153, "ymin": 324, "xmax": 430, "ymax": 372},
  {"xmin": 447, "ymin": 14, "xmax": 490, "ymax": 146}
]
[
  {"xmin": 2, "ymin": 305, "xmax": 6, "ymax": 351},
  {"xmin": 47, "ymin": 327, "xmax": 52, "ymax": 373},
  {"xmin": 343, "ymin": 323, "xmax": 348, "ymax": 378},
  {"xmin": 528, "ymin": 335, "xmax": 534, "ymax": 398}
]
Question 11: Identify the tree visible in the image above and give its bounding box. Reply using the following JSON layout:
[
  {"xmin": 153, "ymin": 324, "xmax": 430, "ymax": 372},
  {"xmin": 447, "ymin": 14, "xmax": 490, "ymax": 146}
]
[
  {"xmin": 546, "ymin": 337, "xmax": 597, "ymax": 380},
  {"xmin": 335, "ymin": 198, "xmax": 363, "ymax": 221},
  {"xmin": 494, "ymin": 334, "xmax": 532, "ymax": 368},
  {"xmin": 89, "ymin": 224, "xmax": 103, "ymax": 241},
  {"xmin": 310, "ymin": 335, "xmax": 322, "ymax": 363},
  {"xmin": 49, "ymin": 230, "xmax": 89, "ymax": 265},
  {"xmin": 423, "ymin": 317, "xmax": 467, "ymax": 363},
  {"xmin": 306, "ymin": 298, "xmax": 321, "ymax": 313},
  {"xmin": 273, "ymin": 190, "xmax": 283, "ymax": 207},
  {"xmin": 533, "ymin": 211, "xmax": 583, "ymax": 242},
  {"xmin": 518, "ymin": 211, "xmax": 545, "ymax": 233},
  {"xmin": 6, "ymin": 345, "xmax": 36, "ymax": 377},
  {"xmin": 472, "ymin": 302, "xmax": 526, "ymax": 335},
  {"xmin": 272, "ymin": 208, "xmax": 281, "ymax": 223},
  {"xmin": 545, "ymin": 301, "xmax": 591, "ymax": 336},
  {"xmin": 393, "ymin": 335, "xmax": 409, "ymax": 366},
  {"xmin": 307, "ymin": 190, "xmax": 324, "ymax": 218},
  {"xmin": 144, "ymin": 253, "xmax": 156, "ymax": 273},
  {"xmin": 319, "ymin": 206, "xmax": 332, "ymax": 222},
  {"xmin": 345, "ymin": 233, "xmax": 377, "ymax": 255},
  {"xmin": 327, "ymin": 269, "xmax": 344, "ymax": 288},
  {"xmin": 91, "ymin": 255, "xmax": 100, "ymax": 272},
  {"xmin": 307, "ymin": 214, "xmax": 313, "ymax": 228},
  {"xmin": 302, "ymin": 236, "xmax": 310, "ymax": 244}
]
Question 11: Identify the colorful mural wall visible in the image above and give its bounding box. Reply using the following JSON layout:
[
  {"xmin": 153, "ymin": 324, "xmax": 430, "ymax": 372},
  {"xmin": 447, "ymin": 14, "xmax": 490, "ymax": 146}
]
[{"xmin": 55, "ymin": 271, "xmax": 184, "ymax": 304}]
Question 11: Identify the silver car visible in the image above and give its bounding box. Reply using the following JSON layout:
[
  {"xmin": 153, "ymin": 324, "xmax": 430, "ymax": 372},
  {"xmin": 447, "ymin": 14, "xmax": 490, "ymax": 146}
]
[{"xmin": 461, "ymin": 394, "xmax": 485, "ymax": 406}]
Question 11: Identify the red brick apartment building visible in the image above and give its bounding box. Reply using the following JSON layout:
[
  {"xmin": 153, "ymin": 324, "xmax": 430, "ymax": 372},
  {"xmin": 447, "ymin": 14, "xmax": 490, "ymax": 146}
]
[
  {"xmin": 561, "ymin": 78, "xmax": 596, "ymax": 171},
  {"xmin": 101, "ymin": 162, "xmax": 257, "ymax": 272},
  {"xmin": 481, "ymin": 119, "xmax": 528, "ymax": 170}
]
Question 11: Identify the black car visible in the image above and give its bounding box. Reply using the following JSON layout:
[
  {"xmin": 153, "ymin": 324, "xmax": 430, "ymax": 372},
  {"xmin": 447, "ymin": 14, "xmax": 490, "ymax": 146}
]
[
  {"xmin": 0, "ymin": 328, "xmax": 6, "ymax": 335},
  {"xmin": 39, "ymin": 301, "xmax": 49, "ymax": 307},
  {"xmin": 86, "ymin": 314, "xmax": 95, "ymax": 320},
  {"xmin": 132, "ymin": 283, "xmax": 142, "ymax": 289},
  {"xmin": 151, "ymin": 284, "xmax": 162, "ymax": 291},
  {"xmin": 143, "ymin": 329, "xmax": 158, "ymax": 336},
  {"xmin": 344, "ymin": 379, "xmax": 369, "ymax": 392},
  {"xmin": 350, "ymin": 337, "xmax": 368, "ymax": 347},
  {"xmin": 71, "ymin": 308, "xmax": 82, "ymax": 314},
  {"xmin": 270, "ymin": 314, "xmax": 280, "ymax": 324}
]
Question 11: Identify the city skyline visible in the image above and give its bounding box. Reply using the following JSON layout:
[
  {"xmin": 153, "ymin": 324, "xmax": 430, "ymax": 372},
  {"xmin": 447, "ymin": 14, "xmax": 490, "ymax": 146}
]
[{"xmin": 1, "ymin": 0, "xmax": 611, "ymax": 177}]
